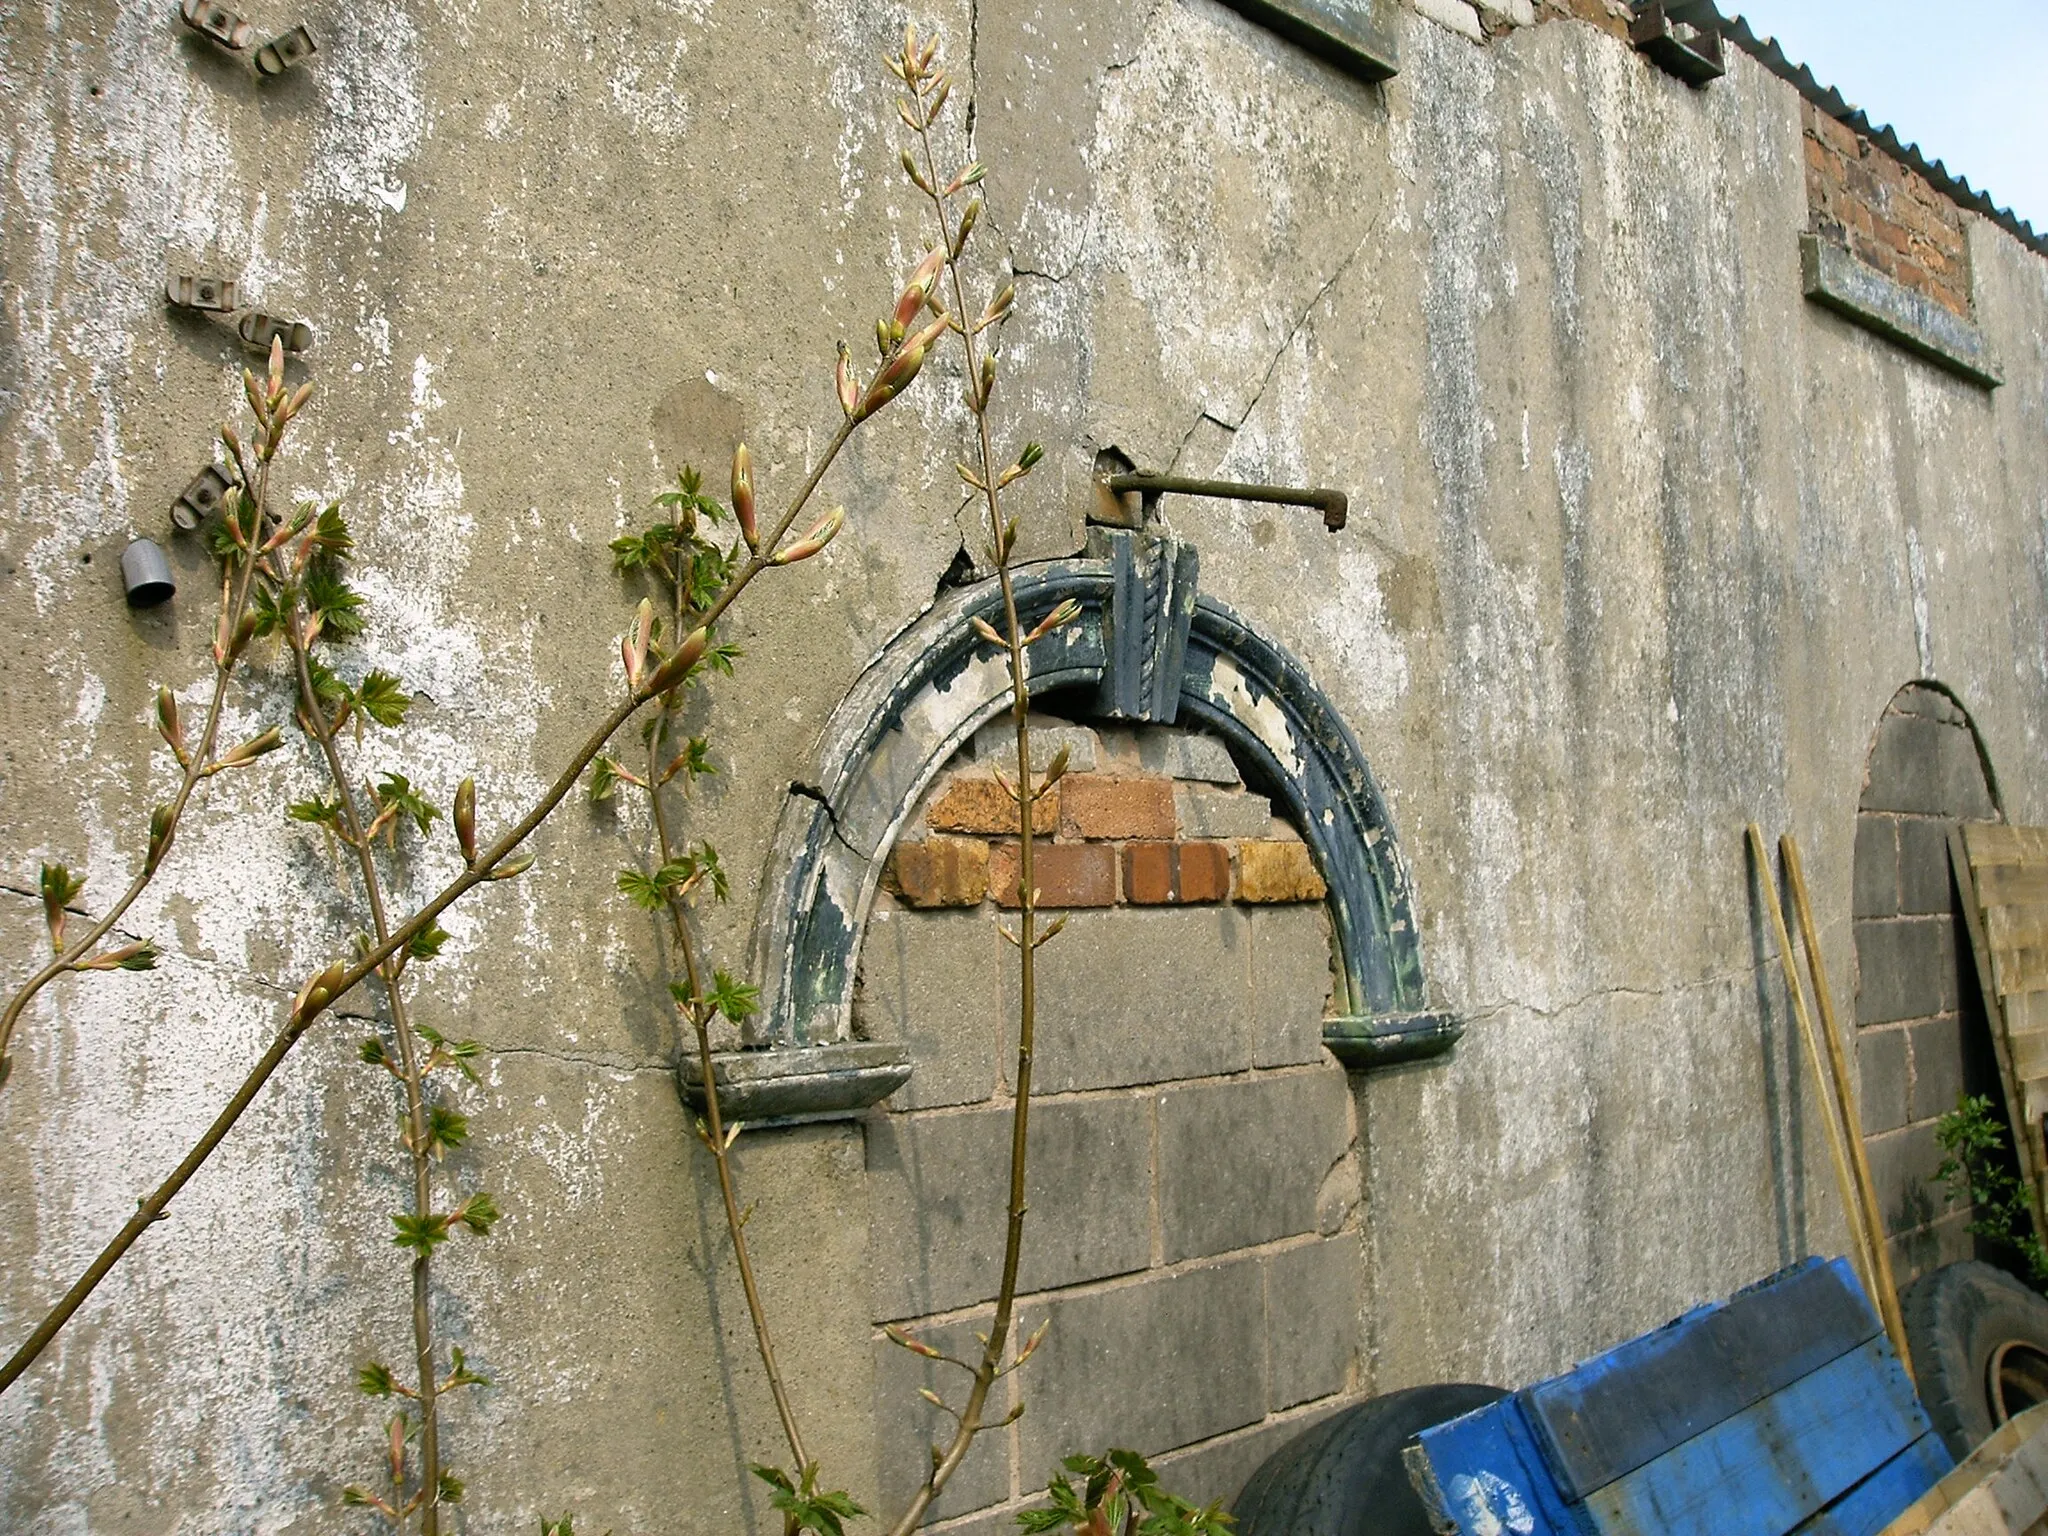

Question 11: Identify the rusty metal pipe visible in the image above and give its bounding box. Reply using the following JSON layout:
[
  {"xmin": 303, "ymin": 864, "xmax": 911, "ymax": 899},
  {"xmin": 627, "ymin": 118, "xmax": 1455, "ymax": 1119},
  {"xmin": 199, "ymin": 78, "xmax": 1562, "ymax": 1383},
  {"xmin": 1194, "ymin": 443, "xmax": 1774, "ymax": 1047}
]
[{"xmin": 1101, "ymin": 471, "xmax": 1348, "ymax": 532}]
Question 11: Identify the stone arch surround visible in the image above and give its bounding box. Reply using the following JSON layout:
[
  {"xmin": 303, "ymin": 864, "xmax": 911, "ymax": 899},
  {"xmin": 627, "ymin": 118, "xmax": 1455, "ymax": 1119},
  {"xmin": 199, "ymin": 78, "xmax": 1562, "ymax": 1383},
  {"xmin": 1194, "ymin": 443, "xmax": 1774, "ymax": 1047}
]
[{"xmin": 685, "ymin": 533, "xmax": 1460, "ymax": 1121}]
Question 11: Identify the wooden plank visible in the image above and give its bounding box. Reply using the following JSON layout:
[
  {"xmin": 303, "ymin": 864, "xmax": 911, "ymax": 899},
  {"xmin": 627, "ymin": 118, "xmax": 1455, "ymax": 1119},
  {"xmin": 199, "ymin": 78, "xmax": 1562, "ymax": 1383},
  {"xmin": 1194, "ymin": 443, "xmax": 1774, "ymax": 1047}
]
[
  {"xmin": 1968, "ymin": 864, "xmax": 2048, "ymax": 907},
  {"xmin": 2007, "ymin": 1030, "xmax": 2048, "ymax": 1084},
  {"xmin": 1990, "ymin": 943, "xmax": 2048, "ymax": 1000},
  {"xmin": 1795, "ymin": 1436, "xmax": 1956, "ymax": 1536},
  {"xmin": 1580, "ymin": 1339, "xmax": 1932, "ymax": 1536},
  {"xmin": 1985, "ymin": 908, "xmax": 2048, "ymax": 955},
  {"xmin": 1522, "ymin": 1259, "xmax": 1880, "ymax": 1500},
  {"xmin": 1412, "ymin": 1394, "xmax": 1589, "ymax": 1536},
  {"xmin": 1877, "ymin": 1401, "xmax": 2048, "ymax": 1536},
  {"xmin": 1951, "ymin": 827, "xmax": 2048, "ymax": 1254}
]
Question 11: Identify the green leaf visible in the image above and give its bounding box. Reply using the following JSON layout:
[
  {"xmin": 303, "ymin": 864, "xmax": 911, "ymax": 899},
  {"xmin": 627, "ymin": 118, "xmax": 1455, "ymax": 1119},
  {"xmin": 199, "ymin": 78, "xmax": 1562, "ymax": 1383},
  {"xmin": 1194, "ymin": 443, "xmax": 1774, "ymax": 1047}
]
[
  {"xmin": 288, "ymin": 795, "xmax": 344, "ymax": 829},
  {"xmin": 446, "ymin": 1345, "xmax": 491, "ymax": 1390},
  {"xmin": 610, "ymin": 533, "xmax": 652, "ymax": 574},
  {"xmin": 354, "ymin": 670, "xmax": 412, "ymax": 728},
  {"xmin": 454, "ymin": 1190, "xmax": 502, "ymax": 1236},
  {"xmin": 357, "ymin": 1361, "xmax": 397, "ymax": 1397},
  {"xmin": 304, "ymin": 561, "xmax": 367, "ymax": 639},
  {"xmin": 422, "ymin": 1103, "xmax": 470, "ymax": 1159},
  {"xmin": 408, "ymin": 922, "xmax": 451, "ymax": 961},
  {"xmin": 303, "ymin": 653, "xmax": 351, "ymax": 715},
  {"xmin": 40, "ymin": 862, "xmax": 85, "ymax": 909},
  {"xmin": 709, "ymin": 970, "xmax": 760, "ymax": 1024},
  {"xmin": 750, "ymin": 1464, "xmax": 865, "ymax": 1536},
  {"xmin": 616, "ymin": 868, "xmax": 666, "ymax": 910},
  {"xmin": 249, "ymin": 580, "xmax": 288, "ymax": 638},
  {"xmin": 589, "ymin": 755, "xmax": 624, "ymax": 803},
  {"xmin": 373, "ymin": 772, "xmax": 441, "ymax": 835},
  {"xmin": 392, "ymin": 1210, "xmax": 453, "ymax": 1253},
  {"xmin": 359, "ymin": 1037, "xmax": 391, "ymax": 1068},
  {"xmin": 313, "ymin": 503, "xmax": 354, "ymax": 553},
  {"xmin": 438, "ymin": 1470, "xmax": 466, "ymax": 1504}
]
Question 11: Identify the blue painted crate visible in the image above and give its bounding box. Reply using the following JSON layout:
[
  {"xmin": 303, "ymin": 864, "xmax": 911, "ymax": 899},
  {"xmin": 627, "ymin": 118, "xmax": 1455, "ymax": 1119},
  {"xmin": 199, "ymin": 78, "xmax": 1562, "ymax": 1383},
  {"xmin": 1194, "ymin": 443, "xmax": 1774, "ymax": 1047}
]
[{"xmin": 1410, "ymin": 1259, "xmax": 1954, "ymax": 1536}]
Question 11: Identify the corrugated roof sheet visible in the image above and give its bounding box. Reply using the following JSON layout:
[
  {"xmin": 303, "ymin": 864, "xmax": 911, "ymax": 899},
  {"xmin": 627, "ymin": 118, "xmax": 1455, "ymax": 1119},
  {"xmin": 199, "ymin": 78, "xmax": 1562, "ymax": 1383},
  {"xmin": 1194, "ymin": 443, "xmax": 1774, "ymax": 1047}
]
[{"xmin": 1668, "ymin": 2, "xmax": 2048, "ymax": 260}]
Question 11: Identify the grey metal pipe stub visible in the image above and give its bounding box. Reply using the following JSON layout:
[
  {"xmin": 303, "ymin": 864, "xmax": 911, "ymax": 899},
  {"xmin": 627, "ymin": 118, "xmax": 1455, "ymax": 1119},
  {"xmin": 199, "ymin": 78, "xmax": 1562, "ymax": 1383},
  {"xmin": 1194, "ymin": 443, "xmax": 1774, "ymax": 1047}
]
[{"xmin": 121, "ymin": 539, "xmax": 176, "ymax": 607}]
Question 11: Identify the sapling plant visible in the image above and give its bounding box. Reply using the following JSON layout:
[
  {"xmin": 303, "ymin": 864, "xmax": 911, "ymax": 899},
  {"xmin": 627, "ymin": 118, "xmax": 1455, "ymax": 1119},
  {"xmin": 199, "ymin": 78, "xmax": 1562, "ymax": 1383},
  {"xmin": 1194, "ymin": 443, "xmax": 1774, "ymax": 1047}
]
[{"xmin": 1933, "ymin": 1094, "xmax": 2048, "ymax": 1289}]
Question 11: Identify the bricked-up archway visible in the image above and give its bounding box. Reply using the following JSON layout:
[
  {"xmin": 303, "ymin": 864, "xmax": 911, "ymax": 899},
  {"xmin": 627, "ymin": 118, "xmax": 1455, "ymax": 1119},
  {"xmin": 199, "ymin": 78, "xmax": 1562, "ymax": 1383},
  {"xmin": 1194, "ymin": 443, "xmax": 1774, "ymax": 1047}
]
[
  {"xmin": 1853, "ymin": 682, "xmax": 2005, "ymax": 1284},
  {"xmin": 684, "ymin": 531, "xmax": 1457, "ymax": 1123}
]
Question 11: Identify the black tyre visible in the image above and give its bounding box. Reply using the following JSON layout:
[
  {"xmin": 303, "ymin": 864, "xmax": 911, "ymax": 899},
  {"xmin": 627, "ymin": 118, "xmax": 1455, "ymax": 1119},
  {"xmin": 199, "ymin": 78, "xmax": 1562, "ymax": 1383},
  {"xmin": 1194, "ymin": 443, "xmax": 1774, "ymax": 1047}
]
[
  {"xmin": 1902, "ymin": 1259, "xmax": 2048, "ymax": 1459},
  {"xmin": 1231, "ymin": 1383, "xmax": 1509, "ymax": 1536}
]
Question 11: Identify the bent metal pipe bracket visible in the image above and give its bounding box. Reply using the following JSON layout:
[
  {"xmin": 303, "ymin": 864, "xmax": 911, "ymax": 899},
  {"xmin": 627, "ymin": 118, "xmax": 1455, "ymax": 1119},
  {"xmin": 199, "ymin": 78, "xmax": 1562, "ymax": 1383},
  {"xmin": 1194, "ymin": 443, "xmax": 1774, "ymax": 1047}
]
[{"xmin": 1095, "ymin": 471, "xmax": 1349, "ymax": 533}]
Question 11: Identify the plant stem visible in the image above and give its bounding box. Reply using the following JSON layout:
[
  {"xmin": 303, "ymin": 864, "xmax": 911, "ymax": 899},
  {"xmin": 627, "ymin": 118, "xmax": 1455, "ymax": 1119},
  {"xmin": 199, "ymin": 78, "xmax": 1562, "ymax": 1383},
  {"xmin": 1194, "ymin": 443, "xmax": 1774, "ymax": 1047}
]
[
  {"xmin": 0, "ymin": 415, "xmax": 860, "ymax": 1395},
  {"xmin": 286, "ymin": 619, "xmax": 444, "ymax": 1534},
  {"xmin": 884, "ymin": 85, "xmax": 1040, "ymax": 1536},
  {"xmin": 645, "ymin": 718, "xmax": 809, "ymax": 1474},
  {"xmin": 0, "ymin": 465, "xmax": 270, "ymax": 1087}
]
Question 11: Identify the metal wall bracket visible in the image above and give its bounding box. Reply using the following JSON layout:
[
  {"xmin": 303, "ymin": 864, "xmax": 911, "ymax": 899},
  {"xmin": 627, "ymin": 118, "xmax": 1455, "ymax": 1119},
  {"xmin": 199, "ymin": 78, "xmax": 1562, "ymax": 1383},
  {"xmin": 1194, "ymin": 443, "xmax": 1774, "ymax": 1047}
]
[
  {"xmin": 165, "ymin": 273, "xmax": 239, "ymax": 313},
  {"xmin": 254, "ymin": 25, "xmax": 316, "ymax": 76},
  {"xmin": 172, "ymin": 465, "xmax": 232, "ymax": 531},
  {"xmin": 1630, "ymin": 1, "xmax": 1725, "ymax": 87},
  {"xmin": 238, "ymin": 312, "xmax": 314, "ymax": 354},
  {"xmin": 1098, "ymin": 471, "xmax": 1349, "ymax": 532},
  {"xmin": 1091, "ymin": 528, "xmax": 1200, "ymax": 725},
  {"xmin": 179, "ymin": 0, "xmax": 255, "ymax": 51}
]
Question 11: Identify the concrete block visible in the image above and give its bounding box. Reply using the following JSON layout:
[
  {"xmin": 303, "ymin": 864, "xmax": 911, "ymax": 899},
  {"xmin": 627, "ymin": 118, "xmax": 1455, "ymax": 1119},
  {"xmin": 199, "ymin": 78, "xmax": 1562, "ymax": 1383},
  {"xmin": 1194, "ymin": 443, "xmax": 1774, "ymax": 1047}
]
[
  {"xmin": 1909, "ymin": 1014, "xmax": 1966, "ymax": 1124},
  {"xmin": 1015, "ymin": 1260, "xmax": 1267, "ymax": 1473},
  {"xmin": 873, "ymin": 1315, "xmax": 1011, "ymax": 1522},
  {"xmin": 1898, "ymin": 817, "xmax": 1955, "ymax": 915},
  {"xmin": 867, "ymin": 1096, "xmax": 1153, "ymax": 1319},
  {"xmin": 1238, "ymin": 841, "xmax": 1327, "ymax": 903},
  {"xmin": 1858, "ymin": 1025, "xmax": 1910, "ymax": 1135},
  {"xmin": 1475, "ymin": 0, "xmax": 1535, "ymax": 24},
  {"xmin": 1265, "ymin": 1236, "xmax": 1361, "ymax": 1410},
  {"xmin": 856, "ymin": 907, "xmax": 1005, "ymax": 1111},
  {"xmin": 1938, "ymin": 727, "xmax": 1997, "ymax": 821},
  {"xmin": 1854, "ymin": 815, "xmax": 1900, "ymax": 919},
  {"xmin": 1855, "ymin": 917, "xmax": 1951, "ymax": 1025},
  {"xmin": 1124, "ymin": 841, "xmax": 1231, "ymax": 905},
  {"xmin": 1061, "ymin": 775, "xmax": 1177, "ymax": 840},
  {"xmin": 1158, "ymin": 1069, "xmax": 1353, "ymax": 1262},
  {"xmin": 1137, "ymin": 727, "xmax": 1241, "ymax": 785},
  {"xmin": 990, "ymin": 842, "xmax": 1118, "ymax": 908},
  {"xmin": 1410, "ymin": 0, "xmax": 1484, "ymax": 42},
  {"xmin": 1152, "ymin": 1403, "xmax": 1347, "ymax": 1512},
  {"xmin": 1863, "ymin": 716, "xmax": 1956, "ymax": 816},
  {"xmin": 929, "ymin": 773, "xmax": 1058, "ymax": 836},
  {"xmin": 1250, "ymin": 907, "xmax": 1335, "ymax": 1068},
  {"xmin": 1174, "ymin": 784, "xmax": 1274, "ymax": 840},
  {"xmin": 1014, "ymin": 907, "xmax": 1254, "ymax": 1093},
  {"xmin": 885, "ymin": 835, "xmax": 990, "ymax": 908},
  {"xmin": 1866, "ymin": 1120, "xmax": 1949, "ymax": 1239},
  {"xmin": 974, "ymin": 718, "xmax": 1101, "ymax": 776}
]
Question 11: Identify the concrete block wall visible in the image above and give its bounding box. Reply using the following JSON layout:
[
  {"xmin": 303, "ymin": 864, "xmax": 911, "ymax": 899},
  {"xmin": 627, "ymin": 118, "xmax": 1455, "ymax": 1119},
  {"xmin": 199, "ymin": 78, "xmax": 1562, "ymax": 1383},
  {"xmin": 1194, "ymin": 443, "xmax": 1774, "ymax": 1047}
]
[
  {"xmin": 1854, "ymin": 685, "xmax": 2002, "ymax": 1283},
  {"xmin": 856, "ymin": 716, "xmax": 1357, "ymax": 1526}
]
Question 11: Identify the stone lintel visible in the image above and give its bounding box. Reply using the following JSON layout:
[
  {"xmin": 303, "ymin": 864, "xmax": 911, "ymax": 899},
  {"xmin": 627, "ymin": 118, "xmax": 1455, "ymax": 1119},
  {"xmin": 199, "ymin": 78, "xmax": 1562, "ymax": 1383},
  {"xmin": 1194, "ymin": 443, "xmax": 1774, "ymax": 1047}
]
[
  {"xmin": 677, "ymin": 1041, "xmax": 911, "ymax": 1124},
  {"xmin": 1801, "ymin": 234, "xmax": 2002, "ymax": 390},
  {"xmin": 1321, "ymin": 1010, "xmax": 1463, "ymax": 1068},
  {"xmin": 1212, "ymin": 0, "xmax": 1398, "ymax": 84}
]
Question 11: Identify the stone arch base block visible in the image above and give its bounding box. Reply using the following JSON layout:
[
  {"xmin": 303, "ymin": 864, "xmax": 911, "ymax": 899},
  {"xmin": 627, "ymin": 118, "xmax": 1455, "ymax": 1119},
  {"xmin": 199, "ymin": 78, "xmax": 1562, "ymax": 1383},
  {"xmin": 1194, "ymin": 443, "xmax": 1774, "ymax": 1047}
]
[{"xmin": 682, "ymin": 533, "xmax": 1459, "ymax": 1122}]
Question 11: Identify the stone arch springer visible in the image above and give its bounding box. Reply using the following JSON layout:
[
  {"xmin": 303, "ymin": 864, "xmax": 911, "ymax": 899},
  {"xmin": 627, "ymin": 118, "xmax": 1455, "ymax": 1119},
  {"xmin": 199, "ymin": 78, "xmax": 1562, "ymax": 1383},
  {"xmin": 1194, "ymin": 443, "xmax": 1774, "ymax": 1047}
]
[{"xmin": 680, "ymin": 530, "xmax": 1461, "ymax": 1121}]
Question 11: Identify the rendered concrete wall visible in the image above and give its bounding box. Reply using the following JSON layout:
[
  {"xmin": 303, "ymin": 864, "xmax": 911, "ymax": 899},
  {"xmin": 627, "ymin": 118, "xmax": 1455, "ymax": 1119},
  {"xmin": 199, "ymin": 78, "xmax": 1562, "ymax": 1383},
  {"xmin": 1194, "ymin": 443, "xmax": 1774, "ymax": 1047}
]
[{"xmin": 3, "ymin": 0, "xmax": 2048, "ymax": 1530}]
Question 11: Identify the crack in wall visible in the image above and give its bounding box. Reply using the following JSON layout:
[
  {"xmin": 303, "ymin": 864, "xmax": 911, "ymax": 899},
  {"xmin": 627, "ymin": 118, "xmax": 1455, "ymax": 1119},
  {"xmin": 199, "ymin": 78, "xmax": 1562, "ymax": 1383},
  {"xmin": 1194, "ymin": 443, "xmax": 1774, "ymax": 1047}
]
[
  {"xmin": 488, "ymin": 1042, "xmax": 672, "ymax": 1075},
  {"xmin": 1460, "ymin": 961, "xmax": 1774, "ymax": 1026}
]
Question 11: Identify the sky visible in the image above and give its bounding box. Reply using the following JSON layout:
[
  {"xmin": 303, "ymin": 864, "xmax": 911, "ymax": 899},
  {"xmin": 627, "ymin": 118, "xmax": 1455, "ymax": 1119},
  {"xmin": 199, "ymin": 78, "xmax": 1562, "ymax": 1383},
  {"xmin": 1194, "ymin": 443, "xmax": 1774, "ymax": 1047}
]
[{"xmin": 1734, "ymin": 0, "xmax": 2048, "ymax": 233}]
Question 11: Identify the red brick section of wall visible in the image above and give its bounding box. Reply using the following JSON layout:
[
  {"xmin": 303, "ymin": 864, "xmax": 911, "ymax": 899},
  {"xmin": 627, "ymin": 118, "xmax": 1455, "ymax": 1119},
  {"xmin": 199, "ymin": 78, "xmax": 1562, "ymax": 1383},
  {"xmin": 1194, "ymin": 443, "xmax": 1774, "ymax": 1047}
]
[
  {"xmin": 882, "ymin": 748, "xmax": 1327, "ymax": 913},
  {"xmin": 1803, "ymin": 101, "xmax": 1972, "ymax": 319}
]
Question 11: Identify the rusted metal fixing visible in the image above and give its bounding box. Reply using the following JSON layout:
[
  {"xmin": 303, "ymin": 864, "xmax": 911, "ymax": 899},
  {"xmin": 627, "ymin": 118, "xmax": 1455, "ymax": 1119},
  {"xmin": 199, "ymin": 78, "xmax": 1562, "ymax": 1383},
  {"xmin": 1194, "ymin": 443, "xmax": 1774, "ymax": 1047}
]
[
  {"xmin": 172, "ymin": 465, "xmax": 232, "ymax": 532},
  {"xmin": 253, "ymin": 25, "xmax": 316, "ymax": 76},
  {"xmin": 1630, "ymin": 0, "xmax": 1725, "ymax": 87},
  {"xmin": 164, "ymin": 273, "xmax": 240, "ymax": 313},
  {"xmin": 179, "ymin": 0, "xmax": 254, "ymax": 51},
  {"xmin": 1097, "ymin": 471, "xmax": 1349, "ymax": 532},
  {"xmin": 237, "ymin": 312, "xmax": 314, "ymax": 354}
]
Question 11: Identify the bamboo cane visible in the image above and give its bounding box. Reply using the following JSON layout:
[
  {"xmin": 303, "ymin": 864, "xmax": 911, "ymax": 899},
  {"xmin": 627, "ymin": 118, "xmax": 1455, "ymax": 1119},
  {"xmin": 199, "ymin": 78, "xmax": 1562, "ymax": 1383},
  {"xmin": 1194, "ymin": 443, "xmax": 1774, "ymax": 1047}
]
[
  {"xmin": 1781, "ymin": 831, "xmax": 1915, "ymax": 1379},
  {"xmin": 1748, "ymin": 824, "xmax": 1882, "ymax": 1310}
]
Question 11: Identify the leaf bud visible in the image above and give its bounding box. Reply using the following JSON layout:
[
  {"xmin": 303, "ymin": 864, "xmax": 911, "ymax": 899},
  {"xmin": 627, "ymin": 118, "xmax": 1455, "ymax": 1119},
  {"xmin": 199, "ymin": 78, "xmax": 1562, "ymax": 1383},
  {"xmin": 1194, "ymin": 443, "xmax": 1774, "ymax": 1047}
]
[
  {"xmin": 622, "ymin": 597, "xmax": 655, "ymax": 689},
  {"xmin": 156, "ymin": 687, "xmax": 189, "ymax": 765},
  {"xmin": 284, "ymin": 380, "xmax": 313, "ymax": 421},
  {"xmin": 929, "ymin": 74, "xmax": 952, "ymax": 122},
  {"xmin": 970, "ymin": 616, "xmax": 1005, "ymax": 647},
  {"xmin": 1025, "ymin": 598, "xmax": 1083, "ymax": 644},
  {"xmin": 267, "ymin": 334, "xmax": 286, "ymax": 400},
  {"xmin": 217, "ymin": 725, "xmax": 283, "ymax": 767},
  {"xmin": 243, "ymin": 367, "xmax": 267, "ymax": 423},
  {"xmin": 145, "ymin": 804, "xmax": 174, "ymax": 874},
  {"xmin": 836, "ymin": 342, "xmax": 859, "ymax": 418},
  {"xmin": 731, "ymin": 443, "xmax": 758, "ymax": 554},
  {"xmin": 643, "ymin": 625, "xmax": 710, "ymax": 695},
  {"xmin": 895, "ymin": 248, "xmax": 947, "ymax": 330},
  {"xmin": 876, "ymin": 317, "xmax": 893, "ymax": 357},
  {"xmin": 952, "ymin": 196, "xmax": 981, "ymax": 258},
  {"xmin": 454, "ymin": 777, "xmax": 477, "ymax": 864},
  {"xmin": 220, "ymin": 423, "xmax": 244, "ymax": 466},
  {"xmin": 769, "ymin": 506, "xmax": 845, "ymax": 567},
  {"xmin": 899, "ymin": 146, "xmax": 932, "ymax": 193},
  {"xmin": 292, "ymin": 960, "xmax": 347, "ymax": 1022},
  {"xmin": 489, "ymin": 849, "xmax": 536, "ymax": 881}
]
